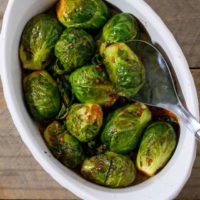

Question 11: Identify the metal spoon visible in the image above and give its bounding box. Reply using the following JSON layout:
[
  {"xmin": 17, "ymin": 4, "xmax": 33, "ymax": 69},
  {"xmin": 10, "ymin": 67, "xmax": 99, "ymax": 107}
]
[{"xmin": 126, "ymin": 40, "xmax": 200, "ymax": 139}]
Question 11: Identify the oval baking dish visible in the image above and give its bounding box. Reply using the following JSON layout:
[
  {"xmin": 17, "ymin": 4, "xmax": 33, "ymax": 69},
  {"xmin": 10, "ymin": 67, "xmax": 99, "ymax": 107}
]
[{"xmin": 0, "ymin": 0, "xmax": 198, "ymax": 199}]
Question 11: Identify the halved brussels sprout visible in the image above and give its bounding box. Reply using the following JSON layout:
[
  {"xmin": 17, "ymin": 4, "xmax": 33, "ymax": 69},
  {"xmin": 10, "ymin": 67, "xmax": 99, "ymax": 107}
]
[
  {"xmin": 101, "ymin": 102, "xmax": 152, "ymax": 154},
  {"xmin": 55, "ymin": 28, "xmax": 95, "ymax": 73},
  {"xmin": 66, "ymin": 103, "xmax": 103, "ymax": 142},
  {"xmin": 97, "ymin": 13, "xmax": 140, "ymax": 54},
  {"xmin": 56, "ymin": 0, "xmax": 109, "ymax": 31},
  {"xmin": 69, "ymin": 64, "xmax": 117, "ymax": 106},
  {"xmin": 23, "ymin": 71, "xmax": 61, "ymax": 121},
  {"xmin": 44, "ymin": 121, "xmax": 85, "ymax": 168},
  {"xmin": 103, "ymin": 43, "xmax": 145, "ymax": 98},
  {"xmin": 81, "ymin": 151, "xmax": 136, "ymax": 187},
  {"xmin": 136, "ymin": 122, "xmax": 176, "ymax": 176},
  {"xmin": 19, "ymin": 14, "xmax": 63, "ymax": 70}
]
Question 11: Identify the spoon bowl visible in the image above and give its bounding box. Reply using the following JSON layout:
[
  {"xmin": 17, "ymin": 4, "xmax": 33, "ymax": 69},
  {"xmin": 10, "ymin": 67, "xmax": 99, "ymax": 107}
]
[{"xmin": 127, "ymin": 40, "xmax": 200, "ymax": 139}]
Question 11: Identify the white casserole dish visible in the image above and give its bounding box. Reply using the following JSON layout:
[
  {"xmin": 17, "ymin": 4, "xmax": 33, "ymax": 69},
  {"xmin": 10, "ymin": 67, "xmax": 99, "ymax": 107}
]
[{"xmin": 0, "ymin": 0, "xmax": 199, "ymax": 199}]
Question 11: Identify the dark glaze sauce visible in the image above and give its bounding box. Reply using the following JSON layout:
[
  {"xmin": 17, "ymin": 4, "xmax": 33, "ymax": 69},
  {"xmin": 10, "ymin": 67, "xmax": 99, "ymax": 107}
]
[
  {"xmin": 93, "ymin": 2, "xmax": 179, "ymax": 186},
  {"xmin": 21, "ymin": 1, "xmax": 180, "ymax": 188},
  {"xmin": 103, "ymin": 96, "xmax": 180, "ymax": 186}
]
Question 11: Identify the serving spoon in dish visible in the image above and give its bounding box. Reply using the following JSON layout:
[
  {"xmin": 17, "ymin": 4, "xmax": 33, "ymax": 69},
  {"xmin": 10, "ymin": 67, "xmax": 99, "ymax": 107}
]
[{"xmin": 126, "ymin": 40, "xmax": 200, "ymax": 140}]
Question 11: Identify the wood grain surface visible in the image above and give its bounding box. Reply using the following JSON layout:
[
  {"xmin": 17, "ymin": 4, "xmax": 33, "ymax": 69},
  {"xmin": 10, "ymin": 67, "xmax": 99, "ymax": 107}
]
[{"xmin": 0, "ymin": 0, "xmax": 200, "ymax": 199}]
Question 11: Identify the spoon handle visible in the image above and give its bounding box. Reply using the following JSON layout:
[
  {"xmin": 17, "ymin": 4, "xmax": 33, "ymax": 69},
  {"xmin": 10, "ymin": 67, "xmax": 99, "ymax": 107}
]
[{"xmin": 175, "ymin": 103, "xmax": 200, "ymax": 140}]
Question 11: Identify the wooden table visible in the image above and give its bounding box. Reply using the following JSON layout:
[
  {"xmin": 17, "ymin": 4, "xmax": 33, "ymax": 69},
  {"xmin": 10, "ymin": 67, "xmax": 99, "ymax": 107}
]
[{"xmin": 0, "ymin": 0, "xmax": 199, "ymax": 199}]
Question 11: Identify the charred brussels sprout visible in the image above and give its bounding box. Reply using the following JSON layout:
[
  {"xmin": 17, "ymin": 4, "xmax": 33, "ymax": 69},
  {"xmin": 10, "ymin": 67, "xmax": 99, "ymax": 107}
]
[
  {"xmin": 101, "ymin": 102, "xmax": 152, "ymax": 154},
  {"xmin": 81, "ymin": 153, "xmax": 110, "ymax": 185},
  {"xmin": 44, "ymin": 121, "xmax": 85, "ymax": 168},
  {"xmin": 105, "ymin": 152, "xmax": 136, "ymax": 187},
  {"xmin": 103, "ymin": 43, "xmax": 145, "ymax": 98},
  {"xmin": 97, "ymin": 13, "xmax": 140, "ymax": 54},
  {"xmin": 81, "ymin": 151, "xmax": 136, "ymax": 187},
  {"xmin": 23, "ymin": 71, "xmax": 61, "ymax": 121},
  {"xmin": 56, "ymin": 0, "xmax": 109, "ymax": 31},
  {"xmin": 44, "ymin": 121, "xmax": 66, "ymax": 156},
  {"xmin": 19, "ymin": 14, "xmax": 63, "ymax": 70},
  {"xmin": 55, "ymin": 28, "xmax": 95, "ymax": 72},
  {"xmin": 136, "ymin": 122, "xmax": 176, "ymax": 176},
  {"xmin": 69, "ymin": 64, "xmax": 117, "ymax": 106},
  {"xmin": 66, "ymin": 103, "xmax": 103, "ymax": 142}
]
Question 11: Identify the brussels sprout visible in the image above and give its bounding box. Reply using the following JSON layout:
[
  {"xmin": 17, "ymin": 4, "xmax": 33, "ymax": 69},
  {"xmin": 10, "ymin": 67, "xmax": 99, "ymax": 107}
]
[
  {"xmin": 97, "ymin": 13, "xmax": 140, "ymax": 54},
  {"xmin": 101, "ymin": 102, "xmax": 152, "ymax": 154},
  {"xmin": 81, "ymin": 151, "xmax": 136, "ymax": 187},
  {"xmin": 55, "ymin": 28, "xmax": 95, "ymax": 72},
  {"xmin": 56, "ymin": 0, "xmax": 109, "ymax": 31},
  {"xmin": 103, "ymin": 43, "xmax": 145, "ymax": 98},
  {"xmin": 19, "ymin": 14, "xmax": 63, "ymax": 70},
  {"xmin": 23, "ymin": 71, "xmax": 61, "ymax": 121},
  {"xmin": 136, "ymin": 122, "xmax": 176, "ymax": 176},
  {"xmin": 66, "ymin": 103, "xmax": 103, "ymax": 142},
  {"xmin": 69, "ymin": 64, "xmax": 117, "ymax": 106},
  {"xmin": 105, "ymin": 152, "xmax": 136, "ymax": 187},
  {"xmin": 44, "ymin": 121, "xmax": 66, "ymax": 156},
  {"xmin": 44, "ymin": 121, "xmax": 85, "ymax": 168}
]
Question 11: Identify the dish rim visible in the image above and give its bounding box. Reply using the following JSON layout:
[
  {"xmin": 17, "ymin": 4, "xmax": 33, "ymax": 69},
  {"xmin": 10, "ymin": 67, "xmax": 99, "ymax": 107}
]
[{"xmin": 0, "ymin": 0, "xmax": 198, "ymax": 199}]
